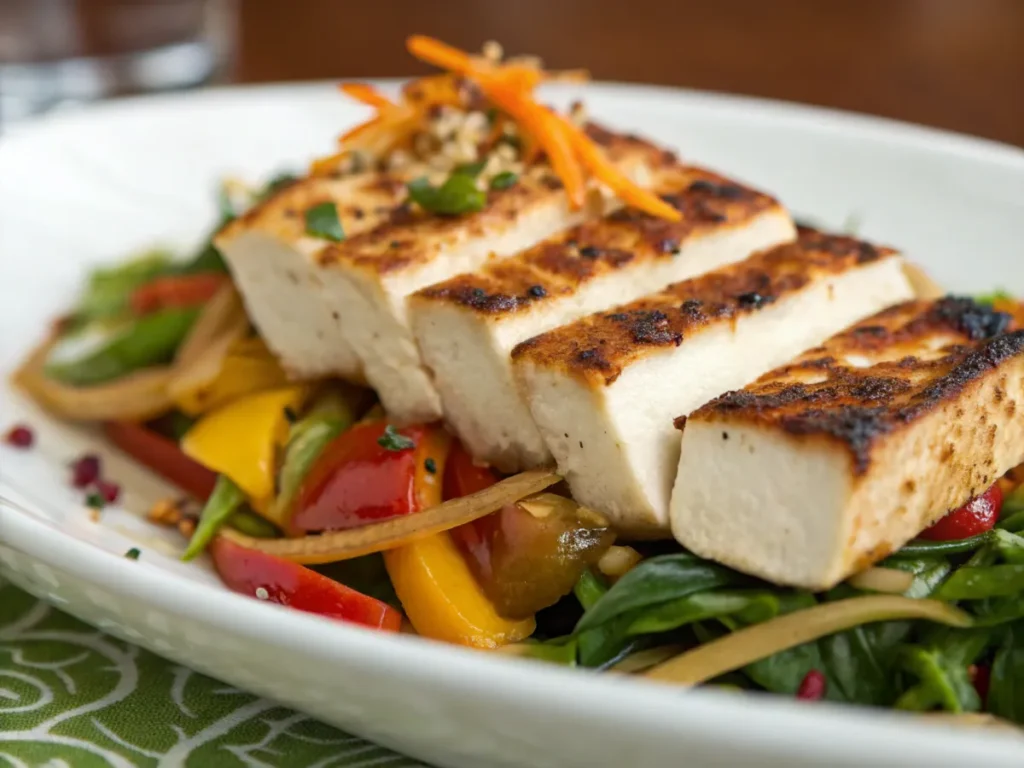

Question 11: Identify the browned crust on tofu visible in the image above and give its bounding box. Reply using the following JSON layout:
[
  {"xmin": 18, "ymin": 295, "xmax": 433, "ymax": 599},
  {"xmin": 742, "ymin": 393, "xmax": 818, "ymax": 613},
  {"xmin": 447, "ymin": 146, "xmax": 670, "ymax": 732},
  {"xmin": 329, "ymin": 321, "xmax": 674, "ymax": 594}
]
[
  {"xmin": 511, "ymin": 229, "xmax": 898, "ymax": 385},
  {"xmin": 315, "ymin": 124, "xmax": 668, "ymax": 276},
  {"xmin": 411, "ymin": 167, "xmax": 784, "ymax": 316},
  {"xmin": 687, "ymin": 296, "xmax": 1022, "ymax": 474},
  {"xmin": 216, "ymin": 171, "xmax": 411, "ymax": 246}
]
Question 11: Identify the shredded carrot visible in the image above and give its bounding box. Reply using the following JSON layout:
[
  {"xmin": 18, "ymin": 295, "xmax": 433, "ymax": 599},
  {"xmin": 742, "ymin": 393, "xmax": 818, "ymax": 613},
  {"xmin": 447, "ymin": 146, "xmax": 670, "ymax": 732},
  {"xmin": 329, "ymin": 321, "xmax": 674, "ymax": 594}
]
[
  {"xmin": 406, "ymin": 35, "xmax": 491, "ymax": 77},
  {"xmin": 339, "ymin": 82, "xmax": 396, "ymax": 109},
  {"xmin": 558, "ymin": 114, "xmax": 682, "ymax": 221}
]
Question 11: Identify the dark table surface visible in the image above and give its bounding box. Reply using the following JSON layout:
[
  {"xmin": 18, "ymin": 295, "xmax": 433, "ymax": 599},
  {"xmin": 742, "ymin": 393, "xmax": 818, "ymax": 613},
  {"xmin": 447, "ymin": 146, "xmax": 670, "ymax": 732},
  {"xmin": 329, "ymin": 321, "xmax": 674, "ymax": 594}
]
[{"xmin": 235, "ymin": 0, "xmax": 1024, "ymax": 148}]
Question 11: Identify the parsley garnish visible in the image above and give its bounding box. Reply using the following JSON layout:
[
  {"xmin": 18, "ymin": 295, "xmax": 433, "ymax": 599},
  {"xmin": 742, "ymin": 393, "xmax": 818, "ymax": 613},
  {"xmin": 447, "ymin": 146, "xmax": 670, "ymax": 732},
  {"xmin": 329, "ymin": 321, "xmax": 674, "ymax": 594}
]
[
  {"xmin": 125, "ymin": 547, "xmax": 141, "ymax": 560},
  {"xmin": 490, "ymin": 171, "xmax": 518, "ymax": 191},
  {"xmin": 424, "ymin": 457, "xmax": 437, "ymax": 474},
  {"xmin": 407, "ymin": 170, "xmax": 487, "ymax": 216},
  {"xmin": 85, "ymin": 491, "xmax": 105, "ymax": 510},
  {"xmin": 305, "ymin": 202, "xmax": 345, "ymax": 242},
  {"xmin": 377, "ymin": 425, "xmax": 416, "ymax": 452}
]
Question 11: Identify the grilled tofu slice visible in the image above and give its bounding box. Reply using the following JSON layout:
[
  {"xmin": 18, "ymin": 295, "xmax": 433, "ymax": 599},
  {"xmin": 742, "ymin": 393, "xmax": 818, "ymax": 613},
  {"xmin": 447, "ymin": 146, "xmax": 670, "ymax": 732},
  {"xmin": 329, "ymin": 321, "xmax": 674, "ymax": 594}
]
[
  {"xmin": 409, "ymin": 168, "xmax": 796, "ymax": 471},
  {"xmin": 216, "ymin": 171, "xmax": 412, "ymax": 380},
  {"xmin": 317, "ymin": 127, "xmax": 667, "ymax": 423},
  {"xmin": 513, "ymin": 229, "xmax": 915, "ymax": 535},
  {"xmin": 671, "ymin": 297, "xmax": 1024, "ymax": 589}
]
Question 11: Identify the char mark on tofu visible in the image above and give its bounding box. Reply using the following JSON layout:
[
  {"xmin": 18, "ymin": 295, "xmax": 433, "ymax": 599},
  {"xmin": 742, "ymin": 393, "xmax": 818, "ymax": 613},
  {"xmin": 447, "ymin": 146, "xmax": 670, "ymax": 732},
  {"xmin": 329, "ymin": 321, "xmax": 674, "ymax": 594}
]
[
  {"xmin": 512, "ymin": 228, "xmax": 913, "ymax": 534},
  {"xmin": 408, "ymin": 164, "xmax": 796, "ymax": 472},
  {"xmin": 672, "ymin": 296, "xmax": 1024, "ymax": 590},
  {"xmin": 696, "ymin": 296, "xmax": 1018, "ymax": 473}
]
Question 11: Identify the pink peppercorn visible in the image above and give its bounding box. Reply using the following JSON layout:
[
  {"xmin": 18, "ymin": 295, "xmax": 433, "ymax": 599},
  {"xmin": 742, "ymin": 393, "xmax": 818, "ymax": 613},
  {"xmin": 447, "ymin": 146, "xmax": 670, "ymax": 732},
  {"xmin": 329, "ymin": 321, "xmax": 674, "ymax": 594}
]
[
  {"xmin": 96, "ymin": 479, "xmax": 121, "ymax": 504},
  {"xmin": 71, "ymin": 454, "xmax": 101, "ymax": 488},
  {"xmin": 4, "ymin": 424, "xmax": 34, "ymax": 448},
  {"xmin": 796, "ymin": 670, "xmax": 826, "ymax": 701}
]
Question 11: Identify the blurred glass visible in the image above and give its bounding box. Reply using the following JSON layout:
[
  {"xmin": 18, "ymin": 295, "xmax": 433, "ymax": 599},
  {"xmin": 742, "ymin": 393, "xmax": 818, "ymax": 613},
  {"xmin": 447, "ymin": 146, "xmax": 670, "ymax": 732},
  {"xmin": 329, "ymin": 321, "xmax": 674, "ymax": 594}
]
[{"xmin": 0, "ymin": 0, "xmax": 236, "ymax": 127}]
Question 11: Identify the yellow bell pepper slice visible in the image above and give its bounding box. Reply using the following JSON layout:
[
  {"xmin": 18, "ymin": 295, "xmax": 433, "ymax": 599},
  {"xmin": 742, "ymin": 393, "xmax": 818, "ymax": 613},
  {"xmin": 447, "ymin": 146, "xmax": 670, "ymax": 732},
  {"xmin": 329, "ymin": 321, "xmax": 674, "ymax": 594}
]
[
  {"xmin": 172, "ymin": 336, "xmax": 290, "ymax": 416},
  {"xmin": 385, "ymin": 531, "xmax": 536, "ymax": 648},
  {"xmin": 181, "ymin": 386, "xmax": 308, "ymax": 503}
]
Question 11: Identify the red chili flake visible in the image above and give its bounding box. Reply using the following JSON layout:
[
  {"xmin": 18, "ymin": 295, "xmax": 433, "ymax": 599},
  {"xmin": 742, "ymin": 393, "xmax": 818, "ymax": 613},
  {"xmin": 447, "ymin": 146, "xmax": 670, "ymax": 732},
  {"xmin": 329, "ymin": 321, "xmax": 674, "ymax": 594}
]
[
  {"xmin": 96, "ymin": 479, "xmax": 121, "ymax": 504},
  {"xmin": 4, "ymin": 424, "xmax": 34, "ymax": 448},
  {"xmin": 796, "ymin": 669, "xmax": 827, "ymax": 701},
  {"xmin": 71, "ymin": 454, "xmax": 101, "ymax": 488}
]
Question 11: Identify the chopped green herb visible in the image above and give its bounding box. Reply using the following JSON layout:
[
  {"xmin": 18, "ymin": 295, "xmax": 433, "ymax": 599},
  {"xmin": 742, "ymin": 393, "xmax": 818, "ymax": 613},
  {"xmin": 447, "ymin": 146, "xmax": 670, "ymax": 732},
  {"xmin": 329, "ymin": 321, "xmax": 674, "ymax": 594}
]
[
  {"xmin": 424, "ymin": 457, "xmax": 437, "ymax": 474},
  {"xmin": 490, "ymin": 171, "xmax": 519, "ymax": 191},
  {"xmin": 85, "ymin": 492, "xmax": 105, "ymax": 510},
  {"xmin": 976, "ymin": 290, "xmax": 1013, "ymax": 307},
  {"xmin": 124, "ymin": 547, "xmax": 141, "ymax": 560},
  {"xmin": 456, "ymin": 160, "xmax": 487, "ymax": 178},
  {"xmin": 407, "ymin": 172, "xmax": 487, "ymax": 216},
  {"xmin": 304, "ymin": 202, "xmax": 345, "ymax": 242},
  {"xmin": 377, "ymin": 425, "xmax": 416, "ymax": 452},
  {"xmin": 259, "ymin": 172, "xmax": 299, "ymax": 201},
  {"xmin": 283, "ymin": 406, "xmax": 299, "ymax": 424}
]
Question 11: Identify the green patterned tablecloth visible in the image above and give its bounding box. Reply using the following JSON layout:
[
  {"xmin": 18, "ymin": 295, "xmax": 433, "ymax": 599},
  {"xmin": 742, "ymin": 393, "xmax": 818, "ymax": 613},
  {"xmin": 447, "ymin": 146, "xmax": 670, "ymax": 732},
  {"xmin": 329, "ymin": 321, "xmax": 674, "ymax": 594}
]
[{"xmin": 0, "ymin": 577, "xmax": 427, "ymax": 767}]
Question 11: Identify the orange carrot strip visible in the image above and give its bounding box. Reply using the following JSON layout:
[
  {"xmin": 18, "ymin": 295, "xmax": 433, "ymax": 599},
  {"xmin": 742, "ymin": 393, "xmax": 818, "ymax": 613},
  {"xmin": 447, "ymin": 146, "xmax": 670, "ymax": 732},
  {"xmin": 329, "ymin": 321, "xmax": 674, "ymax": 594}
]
[
  {"xmin": 407, "ymin": 35, "xmax": 490, "ymax": 77},
  {"xmin": 339, "ymin": 82, "xmax": 396, "ymax": 109},
  {"xmin": 559, "ymin": 115, "xmax": 682, "ymax": 221}
]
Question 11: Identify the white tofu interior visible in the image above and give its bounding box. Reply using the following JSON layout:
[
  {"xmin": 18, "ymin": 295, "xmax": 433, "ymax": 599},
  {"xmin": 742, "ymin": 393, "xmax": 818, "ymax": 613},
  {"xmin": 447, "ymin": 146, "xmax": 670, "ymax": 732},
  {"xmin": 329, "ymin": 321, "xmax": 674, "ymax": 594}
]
[
  {"xmin": 219, "ymin": 230, "xmax": 364, "ymax": 380},
  {"xmin": 412, "ymin": 208, "xmax": 796, "ymax": 471},
  {"xmin": 336, "ymin": 198, "xmax": 586, "ymax": 424},
  {"xmin": 519, "ymin": 255, "xmax": 914, "ymax": 535}
]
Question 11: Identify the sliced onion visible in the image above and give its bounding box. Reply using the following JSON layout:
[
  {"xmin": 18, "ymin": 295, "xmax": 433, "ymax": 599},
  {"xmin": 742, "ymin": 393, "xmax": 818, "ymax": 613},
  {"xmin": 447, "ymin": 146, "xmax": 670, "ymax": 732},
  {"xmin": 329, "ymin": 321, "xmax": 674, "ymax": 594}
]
[
  {"xmin": 644, "ymin": 596, "xmax": 972, "ymax": 687},
  {"xmin": 14, "ymin": 285, "xmax": 249, "ymax": 422},
  {"xmin": 220, "ymin": 469, "xmax": 562, "ymax": 564},
  {"xmin": 609, "ymin": 645, "xmax": 684, "ymax": 674},
  {"xmin": 167, "ymin": 287, "xmax": 251, "ymax": 406},
  {"xmin": 13, "ymin": 334, "xmax": 176, "ymax": 421},
  {"xmin": 847, "ymin": 566, "xmax": 915, "ymax": 594}
]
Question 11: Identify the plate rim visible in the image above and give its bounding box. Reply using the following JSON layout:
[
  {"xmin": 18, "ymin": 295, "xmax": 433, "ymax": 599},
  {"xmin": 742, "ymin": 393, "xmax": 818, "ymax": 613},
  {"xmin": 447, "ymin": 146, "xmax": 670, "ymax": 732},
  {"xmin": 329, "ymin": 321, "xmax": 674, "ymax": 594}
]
[{"xmin": 2, "ymin": 81, "xmax": 1023, "ymax": 766}]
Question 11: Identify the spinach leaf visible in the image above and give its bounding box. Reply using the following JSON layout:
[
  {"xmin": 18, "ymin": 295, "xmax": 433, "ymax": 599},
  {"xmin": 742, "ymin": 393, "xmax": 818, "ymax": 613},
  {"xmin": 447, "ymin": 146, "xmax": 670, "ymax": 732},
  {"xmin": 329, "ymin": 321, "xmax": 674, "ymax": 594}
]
[
  {"xmin": 935, "ymin": 564, "xmax": 1024, "ymax": 600},
  {"xmin": 993, "ymin": 529, "xmax": 1024, "ymax": 564},
  {"xmin": 626, "ymin": 590, "xmax": 778, "ymax": 636},
  {"xmin": 573, "ymin": 571, "xmax": 627, "ymax": 667},
  {"xmin": 574, "ymin": 553, "xmax": 748, "ymax": 635},
  {"xmin": 989, "ymin": 624, "xmax": 1024, "ymax": 723},
  {"xmin": 897, "ymin": 645, "xmax": 980, "ymax": 713}
]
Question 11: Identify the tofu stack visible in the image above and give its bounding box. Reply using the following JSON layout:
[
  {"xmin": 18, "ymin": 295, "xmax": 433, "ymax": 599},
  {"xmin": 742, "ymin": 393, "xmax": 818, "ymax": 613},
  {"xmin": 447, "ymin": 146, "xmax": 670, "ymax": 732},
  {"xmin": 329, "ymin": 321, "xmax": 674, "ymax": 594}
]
[
  {"xmin": 672, "ymin": 297, "xmax": 1024, "ymax": 589},
  {"xmin": 409, "ymin": 168, "xmax": 796, "ymax": 471},
  {"xmin": 512, "ymin": 229, "xmax": 915, "ymax": 535},
  {"xmin": 217, "ymin": 127, "xmax": 666, "ymax": 423}
]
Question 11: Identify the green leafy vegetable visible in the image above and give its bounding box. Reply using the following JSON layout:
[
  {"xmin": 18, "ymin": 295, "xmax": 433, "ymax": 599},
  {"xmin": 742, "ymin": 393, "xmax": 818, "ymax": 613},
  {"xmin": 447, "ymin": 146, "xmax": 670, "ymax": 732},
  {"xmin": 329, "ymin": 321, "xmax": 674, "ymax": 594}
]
[
  {"xmin": 936, "ymin": 565, "xmax": 1024, "ymax": 601},
  {"xmin": 896, "ymin": 644, "xmax": 981, "ymax": 713},
  {"xmin": 304, "ymin": 202, "xmax": 345, "ymax": 242},
  {"xmin": 407, "ymin": 172, "xmax": 487, "ymax": 216},
  {"xmin": 377, "ymin": 425, "xmax": 415, "ymax": 452},
  {"xmin": 74, "ymin": 251, "xmax": 174, "ymax": 323},
  {"xmin": 182, "ymin": 475, "xmax": 246, "ymax": 561},
  {"xmin": 892, "ymin": 532, "xmax": 995, "ymax": 557},
  {"xmin": 124, "ymin": 548, "xmax": 141, "ymax": 560},
  {"xmin": 227, "ymin": 509, "xmax": 279, "ymax": 539},
  {"xmin": 490, "ymin": 171, "xmax": 518, "ymax": 190},
  {"xmin": 976, "ymin": 290, "xmax": 1012, "ymax": 306},
  {"xmin": 44, "ymin": 308, "xmax": 200, "ymax": 386},
  {"xmin": 989, "ymin": 624, "xmax": 1024, "ymax": 722}
]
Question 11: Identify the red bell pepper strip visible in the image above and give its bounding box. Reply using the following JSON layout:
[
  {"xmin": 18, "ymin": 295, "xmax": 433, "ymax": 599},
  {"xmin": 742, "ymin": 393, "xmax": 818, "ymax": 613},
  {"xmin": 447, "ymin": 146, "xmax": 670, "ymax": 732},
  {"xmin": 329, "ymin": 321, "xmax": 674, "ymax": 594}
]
[
  {"xmin": 130, "ymin": 274, "xmax": 229, "ymax": 316},
  {"xmin": 104, "ymin": 421, "xmax": 218, "ymax": 500},
  {"xmin": 291, "ymin": 421, "xmax": 449, "ymax": 534},
  {"xmin": 918, "ymin": 484, "xmax": 1003, "ymax": 541},
  {"xmin": 445, "ymin": 440, "xmax": 500, "ymax": 583},
  {"xmin": 210, "ymin": 535, "xmax": 402, "ymax": 631}
]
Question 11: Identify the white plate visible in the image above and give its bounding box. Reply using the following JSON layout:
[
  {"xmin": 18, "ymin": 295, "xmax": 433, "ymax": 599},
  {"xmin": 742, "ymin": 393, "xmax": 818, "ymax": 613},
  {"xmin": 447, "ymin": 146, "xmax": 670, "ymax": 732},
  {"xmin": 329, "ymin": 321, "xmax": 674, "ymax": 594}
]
[{"xmin": 2, "ymin": 82, "xmax": 1024, "ymax": 768}]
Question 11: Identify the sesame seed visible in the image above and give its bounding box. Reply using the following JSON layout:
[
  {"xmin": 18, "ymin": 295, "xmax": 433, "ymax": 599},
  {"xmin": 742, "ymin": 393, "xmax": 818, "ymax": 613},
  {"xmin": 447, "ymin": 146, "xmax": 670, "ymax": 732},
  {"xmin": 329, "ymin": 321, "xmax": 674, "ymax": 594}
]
[{"xmin": 255, "ymin": 587, "xmax": 269, "ymax": 601}]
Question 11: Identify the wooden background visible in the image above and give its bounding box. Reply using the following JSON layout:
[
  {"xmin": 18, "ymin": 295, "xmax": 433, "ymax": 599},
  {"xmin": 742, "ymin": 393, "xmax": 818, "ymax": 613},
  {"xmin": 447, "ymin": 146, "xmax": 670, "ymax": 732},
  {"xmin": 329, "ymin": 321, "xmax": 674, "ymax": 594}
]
[{"xmin": 235, "ymin": 0, "xmax": 1024, "ymax": 147}]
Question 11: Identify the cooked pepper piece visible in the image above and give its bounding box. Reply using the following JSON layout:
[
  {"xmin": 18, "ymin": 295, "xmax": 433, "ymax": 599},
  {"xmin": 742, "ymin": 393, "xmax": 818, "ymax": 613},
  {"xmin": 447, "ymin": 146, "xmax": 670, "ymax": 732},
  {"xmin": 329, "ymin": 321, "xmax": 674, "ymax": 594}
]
[
  {"xmin": 130, "ymin": 273, "xmax": 230, "ymax": 315},
  {"xmin": 180, "ymin": 386, "xmax": 308, "ymax": 507},
  {"xmin": 384, "ymin": 531, "xmax": 535, "ymax": 647},
  {"xmin": 291, "ymin": 421, "xmax": 450, "ymax": 533},
  {"xmin": 182, "ymin": 475, "xmax": 247, "ymax": 561},
  {"xmin": 210, "ymin": 535, "xmax": 402, "ymax": 631},
  {"xmin": 44, "ymin": 308, "xmax": 199, "ymax": 387},
  {"xmin": 103, "ymin": 421, "xmax": 217, "ymax": 500}
]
